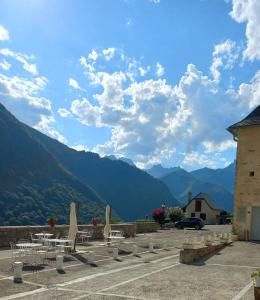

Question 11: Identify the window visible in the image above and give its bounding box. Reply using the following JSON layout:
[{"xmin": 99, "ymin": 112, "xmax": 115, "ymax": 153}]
[
  {"xmin": 250, "ymin": 171, "xmax": 255, "ymax": 177},
  {"xmin": 195, "ymin": 200, "xmax": 202, "ymax": 212},
  {"xmin": 191, "ymin": 213, "xmax": 195, "ymax": 217},
  {"xmin": 200, "ymin": 213, "xmax": 206, "ymax": 220}
]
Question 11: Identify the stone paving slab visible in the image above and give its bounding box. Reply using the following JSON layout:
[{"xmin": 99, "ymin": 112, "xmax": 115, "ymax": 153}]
[
  {"xmin": 103, "ymin": 264, "xmax": 252, "ymax": 300},
  {"xmin": 204, "ymin": 241, "xmax": 260, "ymax": 267},
  {"xmin": 0, "ymin": 278, "xmax": 38, "ymax": 297},
  {"xmin": 3, "ymin": 225, "xmax": 253, "ymax": 300}
]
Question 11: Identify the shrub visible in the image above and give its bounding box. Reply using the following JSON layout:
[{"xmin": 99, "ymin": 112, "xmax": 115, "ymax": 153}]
[{"xmin": 169, "ymin": 208, "xmax": 184, "ymax": 222}]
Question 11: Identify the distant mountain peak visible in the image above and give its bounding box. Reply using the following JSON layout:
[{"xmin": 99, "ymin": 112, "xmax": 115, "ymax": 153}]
[
  {"xmin": 106, "ymin": 155, "xmax": 135, "ymax": 167},
  {"xmin": 145, "ymin": 164, "xmax": 180, "ymax": 178}
]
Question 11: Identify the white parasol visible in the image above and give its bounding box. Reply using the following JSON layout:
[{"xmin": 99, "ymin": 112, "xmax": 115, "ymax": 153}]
[
  {"xmin": 68, "ymin": 202, "xmax": 78, "ymax": 250},
  {"xmin": 103, "ymin": 205, "xmax": 111, "ymax": 240}
]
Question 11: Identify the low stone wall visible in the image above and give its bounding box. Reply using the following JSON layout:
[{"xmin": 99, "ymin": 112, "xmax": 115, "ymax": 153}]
[
  {"xmin": 179, "ymin": 241, "xmax": 230, "ymax": 264},
  {"xmin": 135, "ymin": 221, "xmax": 160, "ymax": 233},
  {"xmin": 0, "ymin": 223, "xmax": 136, "ymax": 247}
]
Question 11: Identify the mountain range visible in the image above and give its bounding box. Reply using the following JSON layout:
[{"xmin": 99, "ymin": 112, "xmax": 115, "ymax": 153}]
[
  {"xmin": 146, "ymin": 163, "xmax": 235, "ymax": 212},
  {"xmin": 0, "ymin": 102, "xmax": 235, "ymax": 225},
  {"xmin": 0, "ymin": 102, "xmax": 178, "ymax": 225}
]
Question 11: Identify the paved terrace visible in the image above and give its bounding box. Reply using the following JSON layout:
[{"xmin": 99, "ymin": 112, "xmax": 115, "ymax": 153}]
[{"xmin": 0, "ymin": 225, "xmax": 258, "ymax": 300}]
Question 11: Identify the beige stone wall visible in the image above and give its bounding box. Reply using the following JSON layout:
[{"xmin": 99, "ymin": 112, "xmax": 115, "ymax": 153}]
[
  {"xmin": 180, "ymin": 243, "xmax": 226, "ymax": 264},
  {"xmin": 233, "ymin": 126, "xmax": 260, "ymax": 240},
  {"xmin": 0, "ymin": 221, "xmax": 160, "ymax": 247},
  {"xmin": 185, "ymin": 200, "xmax": 220, "ymax": 224},
  {"xmin": 0, "ymin": 223, "xmax": 136, "ymax": 247},
  {"xmin": 135, "ymin": 221, "xmax": 160, "ymax": 233}
]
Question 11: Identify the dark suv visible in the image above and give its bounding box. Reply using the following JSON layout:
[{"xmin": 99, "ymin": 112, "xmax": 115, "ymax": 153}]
[{"xmin": 175, "ymin": 217, "xmax": 204, "ymax": 230}]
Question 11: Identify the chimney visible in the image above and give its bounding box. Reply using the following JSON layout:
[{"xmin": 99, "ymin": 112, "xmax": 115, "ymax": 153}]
[{"xmin": 188, "ymin": 191, "xmax": 192, "ymax": 203}]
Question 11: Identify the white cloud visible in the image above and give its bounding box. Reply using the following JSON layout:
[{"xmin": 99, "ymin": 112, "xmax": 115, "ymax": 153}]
[
  {"xmin": 203, "ymin": 140, "xmax": 236, "ymax": 153},
  {"xmin": 71, "ymin": 98, "xmax": 101, "ymax": 126},
  {"xmin": 182, "ymin": 152, "xmax": 217, "ymax": 169},
  {"xmin": 70, "ymin": 47, "xmax": 260, "ymax": 169},
  {"xmin": 34, "ymin": 115, "xmax": 67, "ymax": 144},
  {"xmin": 149, "ymin": 0, "xmax": 160, "ymax": 3},
  {"xmin": 210, "ymin": 39, "xmax": 239, "ymax": 81},
  {"xmin": 0, "ymin": 73, "xmax": 67, "ymax": 142},
  {"xmin": 102, "ymin": 48, "xmax": 116, "ymax": 60},
  {"xmin": 230, "ymin": 0, "xmax": 260, "ymax": 61},
  {"xmin": 88, "ymin": 49, "xmax": 98, "ymax": 61},
  {"xmin": 68, "ymin": 78, "xmax": 83, "ymax": 90},
  {"xmin": 70, "ymin": 144, "xmax": 89, "ymax": 151},
  {"xmin": 139, "ymin": 66, "xmax": 150, "ymax": 77},
  {"xmin": 156, "ymin": 62, "xmax": 164, "ymax": 77},
  {"xmin": 0, "ymin": 45, "xmax": 67, "ymax": 144},
  {"xmin": 0, "ymin": 48, "xmax": 38, "ymax": 75},
  {"xmin": 57, "ymin": 108, "xmax": 71, "ymax": 118},
  {"xmin": 0, "ymin": 25, "xmax": 9, "ymax": 41},
  {"xmin": 0, "ymin": 59, "xmax": 10, "ymax": 70},
  {"xmin": 237, "ymin": 70, "xmax": 260, "ymax": 109}
]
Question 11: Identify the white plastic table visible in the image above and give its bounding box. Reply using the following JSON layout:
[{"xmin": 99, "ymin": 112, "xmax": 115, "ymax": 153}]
[
  {"xmin": 35, "ymin": 233, "xmax": 54, "ymax": 238},
  {"xmin": 16, "ymin": 243, "xmax": 42, "ymax": 248},
  {"xmin": 47, "ymin": 239, "xmax": 72, "ymax": 244},
  {"xmin": 111, "ymin": 230, "xmax": 121, "ymax": 234},
  {"xmin": 108, "ymin": 235, "xmax": 125, "ymax": 246}
]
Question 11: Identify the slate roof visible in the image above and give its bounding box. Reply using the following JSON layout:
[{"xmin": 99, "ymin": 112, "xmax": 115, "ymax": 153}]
[
  {"xmin": 227, "ymin": 105, "xmax": 260, "ymax": 135},
  {"xmin": 190, "ymin": 192, "xmax": 222, "ymax": 211}
]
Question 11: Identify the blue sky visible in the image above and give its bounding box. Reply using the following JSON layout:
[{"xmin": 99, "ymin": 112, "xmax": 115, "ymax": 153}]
[{"xmin": 0, "ymin": 0, "xmax": 260, "ymax": 170}]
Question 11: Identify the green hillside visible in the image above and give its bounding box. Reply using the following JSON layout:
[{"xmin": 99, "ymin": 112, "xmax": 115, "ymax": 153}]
[
  {"xmin": 28, "ymin": 127, "xmax": 179, "ymax": 221},
  {"xmin": 0, "ymin": 102, "xmax": 178, "ymax": 224},
  {"xmin": 0, "ymin": 103, "xmax": 105, "ymax": 225}
]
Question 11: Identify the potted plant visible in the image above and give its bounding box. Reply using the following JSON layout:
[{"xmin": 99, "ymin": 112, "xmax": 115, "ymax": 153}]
[
  {"xmin": 48, "ymin": 216, "xmax": 56, "ymax": 228},
  {"xmin": 251, "ymin": 271, "xmax": 260, "ymax": 287}
]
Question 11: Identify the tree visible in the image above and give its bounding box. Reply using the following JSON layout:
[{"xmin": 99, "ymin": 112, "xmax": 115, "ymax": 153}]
[
  {"xmin": 152, "ymin": 208, "xmax": 166, "ymax": 226},
  {"xmin": 169, "ymin": 207, "xmax": 184, "ymax": 222}
]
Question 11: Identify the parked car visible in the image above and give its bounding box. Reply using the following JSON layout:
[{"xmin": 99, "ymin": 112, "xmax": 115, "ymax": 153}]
[
  {"xmin": 163, "ymin": 221, "xmax": 175, "ymax": 229},
  {"xmin": 175, "ymin": 217, "xmax": 204, "ymax": 230},
  {"xmin": 224, "ymin": 217, "xmax": 232, "ymax": 224}
]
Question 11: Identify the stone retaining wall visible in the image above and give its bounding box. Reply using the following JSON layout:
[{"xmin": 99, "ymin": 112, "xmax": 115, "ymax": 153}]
[
  {"xmin": 0, "ymin": 223, "xmax": 136, "ymax": 247},
  {"xmin": 179, "ymin": 241, "xmax": 230, "ymax": 264},
  {"xmin": 135, "ymin": 221, "xmax": 160, "ymax": 233}
]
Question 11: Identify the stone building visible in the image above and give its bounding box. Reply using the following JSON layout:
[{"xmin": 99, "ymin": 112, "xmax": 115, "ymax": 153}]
[
  {"xmin": 184, "ymin": 192, "xmax": 223, "ymax": 224},
  {"xmin": 228, "ymin": 105, "xmax": 260, "ymax": 240}
]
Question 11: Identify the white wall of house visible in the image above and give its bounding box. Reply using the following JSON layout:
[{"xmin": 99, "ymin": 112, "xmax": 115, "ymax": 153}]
[{"xmin": 185, "ymin": 199, "xmax": 220, "ymax": 225}]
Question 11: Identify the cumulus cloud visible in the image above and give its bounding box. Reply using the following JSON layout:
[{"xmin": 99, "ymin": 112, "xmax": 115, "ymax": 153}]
[
  {"xmin": 102, "ymin": 48, "xmax": 116, "ymax": 60},
  {"xmin": 0, "ymin": 48, "xmax": 38, "ymax": 75},
  {"xmin": 70, "ymin": 144, "xmax": 89, "ymax": 151},
  {"xmin": 68, "ymin": 78, "xmax": 85, "ymax": 91},
  {"xmin": 139, "ymin": 66, "xmax": 150, "ymax": 77},
  {"xmin": 156, "ymin": 62, "xmax": 165, "ymax": 77},
  {"xmin": 237, "ymin": 70, "xmax": 260, "ymax": 109},
  {"xmin": 0, "ymin": 28, "xmax": 66, "ymax": 144},
  {"xmin": 68, "ymin": 38, "xmax": 260, "ymax": 169},
  {"xmin": 88, "ymin": 50, "xmax": 98, "ymax": 61},
  {"xmin": 182, "ymin": 152, "xmax": 216, "ymax": 169},
  {"xmin": 0, "ymin": 25, "xmax": 9, "ymax": 41},
  {"xmin": 0, "ymin": 59, "xmax": 10, "ymax": 70},
  {"xmin": 0, "ymin": 73, "xmax": 66, "ymax": 143},
  {"xmin": 34, "ymin": 115, "xmax": 67, "ymax": 144},
  {"xmin": 202, "ymin": 140, "xmax": 236, "ymax": 153},
  {"xmin": 57, "ymin": 107, "xmax": 71, "ymax": 118},
  {"xmin": 210, "ymin": 39, "xmax": 240, "ymax": 81},
  {"xmin": 230, "ymin": 0, "xmax": 260, "ymax": 61}
]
